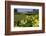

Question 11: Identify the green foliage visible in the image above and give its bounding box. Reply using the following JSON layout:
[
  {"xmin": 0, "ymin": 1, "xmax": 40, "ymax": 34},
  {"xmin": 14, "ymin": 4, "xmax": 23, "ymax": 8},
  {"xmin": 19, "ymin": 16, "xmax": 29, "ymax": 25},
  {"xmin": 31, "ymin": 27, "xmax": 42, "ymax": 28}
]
[{"xmin": 14, "ymin": 14, "xmax": 39, "ymax": 27}]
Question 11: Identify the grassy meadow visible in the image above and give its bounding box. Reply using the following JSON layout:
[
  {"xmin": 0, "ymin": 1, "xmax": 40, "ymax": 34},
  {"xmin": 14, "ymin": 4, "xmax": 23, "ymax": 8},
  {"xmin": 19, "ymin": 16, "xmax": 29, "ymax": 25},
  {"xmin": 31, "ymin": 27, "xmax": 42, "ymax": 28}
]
[{"xmin": 14, "ymin": 13, "xmax": 39, "ymax": 27}]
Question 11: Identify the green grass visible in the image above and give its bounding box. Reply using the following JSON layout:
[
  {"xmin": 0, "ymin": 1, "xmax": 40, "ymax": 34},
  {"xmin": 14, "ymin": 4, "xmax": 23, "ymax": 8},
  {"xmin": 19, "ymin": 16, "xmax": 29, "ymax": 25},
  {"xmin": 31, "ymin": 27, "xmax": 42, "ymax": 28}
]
[{"xmin": 14, "ymin": 14, "xmax": 39, "ymax": 27}]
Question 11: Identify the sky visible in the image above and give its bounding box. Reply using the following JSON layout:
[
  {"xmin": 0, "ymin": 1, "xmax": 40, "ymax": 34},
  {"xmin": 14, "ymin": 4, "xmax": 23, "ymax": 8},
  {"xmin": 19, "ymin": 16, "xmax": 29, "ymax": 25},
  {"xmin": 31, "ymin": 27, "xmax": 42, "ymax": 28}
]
[{"xmin": 14, "ymin": 8, "xmax": 39, "ymax": 13}]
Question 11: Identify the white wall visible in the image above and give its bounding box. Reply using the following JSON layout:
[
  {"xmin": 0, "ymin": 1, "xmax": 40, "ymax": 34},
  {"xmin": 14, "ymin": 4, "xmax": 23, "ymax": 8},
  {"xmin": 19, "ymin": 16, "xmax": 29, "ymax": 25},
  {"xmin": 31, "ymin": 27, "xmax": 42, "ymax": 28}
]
[{"xmin": 0, "ymin": 0, "xmax": 46, "ymax": 36}]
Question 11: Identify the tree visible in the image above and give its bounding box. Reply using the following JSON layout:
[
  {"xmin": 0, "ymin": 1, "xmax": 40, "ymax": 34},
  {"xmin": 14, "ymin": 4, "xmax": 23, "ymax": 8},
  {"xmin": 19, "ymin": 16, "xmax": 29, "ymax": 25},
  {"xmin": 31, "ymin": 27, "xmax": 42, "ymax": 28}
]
[{"xmin": 14, "ymin": 9, "xmax": 17, "ymax": 15}]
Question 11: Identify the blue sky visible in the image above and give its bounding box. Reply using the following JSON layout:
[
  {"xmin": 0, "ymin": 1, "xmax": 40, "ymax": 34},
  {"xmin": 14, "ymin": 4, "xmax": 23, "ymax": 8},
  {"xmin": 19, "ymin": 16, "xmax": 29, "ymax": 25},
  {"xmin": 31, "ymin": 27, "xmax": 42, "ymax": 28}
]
[{"xmin": 14, "ymin": 8, "xmax": 39, "ymax": 13}]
